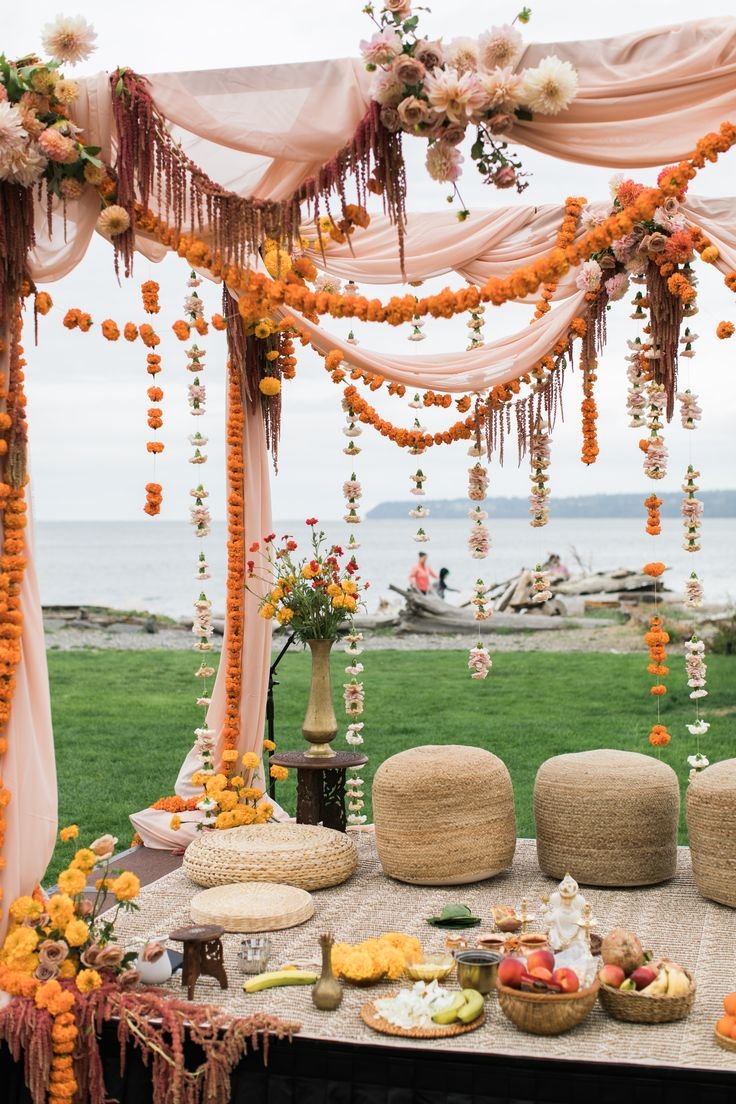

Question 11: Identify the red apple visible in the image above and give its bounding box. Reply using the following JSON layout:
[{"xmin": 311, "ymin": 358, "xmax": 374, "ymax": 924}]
[
  {"xmin": 526, "ymin": 948, "xmax": 555, "ymax": 974},
  {"xmin": 630, "ymin": 965, "xmax": 658, "ymax": 991},
  {"xmin": 530, "ymin": 966, "xmax": 554, "ymax": 983},
  {"xmin": 599, "ymin": 964, "xmax": 625, "ymax": 989},
  {"xmin": 498, "ymin": 957, "xmax": 525, "ymax": 989},
  {"xmin": 552, "ymin": 967, "xmax": 580, "ymax": 993}
]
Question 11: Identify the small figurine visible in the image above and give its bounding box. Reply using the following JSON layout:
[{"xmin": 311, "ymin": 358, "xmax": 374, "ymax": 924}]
[{"xmin": 544, "ymin": 873, "xmax": 590, "ymax": 953}]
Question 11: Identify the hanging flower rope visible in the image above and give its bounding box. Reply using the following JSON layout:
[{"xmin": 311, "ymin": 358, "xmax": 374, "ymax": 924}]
[
  {"xmin": 0, "ymin": 296, "xmax": 30, "ymax": 922},
  {"xmin": 140, "ymin": 281, "xmax": 164, "ymax": 515},
  {"xmin": 681, "ymin": 465, "xmax": 703, "ymax": 552},
  {"xmin": 642, "ymin": 562, "xmax": 670, "ymax": 750},
  {"xmin": 644, "ymin": 493, "xmax": 662, "ymax": 537},
  {"xmin": 685, "ymin": 634, "xmax": 710, "ymax": 778}
]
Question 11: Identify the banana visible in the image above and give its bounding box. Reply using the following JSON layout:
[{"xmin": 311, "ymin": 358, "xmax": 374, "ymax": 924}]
[
  {"xmin": 243, "ymin": 969, "xmax": 318, "ymax": 993},
  {"xmin": 640, "ymin": 968, "xmax": 669, "ymax": 997},
  {"xmin": 457, "ymin": 989, "xmax": 484, "ymax": 1024},
  {"xmin": 432, "ymin": 993, "xmax": 467, "ymax": 1024},
  {"xmin": 663, "ymin": 965, "xmax": 691, "ymax": 997}
]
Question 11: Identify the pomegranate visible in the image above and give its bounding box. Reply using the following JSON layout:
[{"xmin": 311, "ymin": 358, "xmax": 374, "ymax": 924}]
[{"xmin": 600, "ymin": 928, "xmax": 644, "ymax": 976}]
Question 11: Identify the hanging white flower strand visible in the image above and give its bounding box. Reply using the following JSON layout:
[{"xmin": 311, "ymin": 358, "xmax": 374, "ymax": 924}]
[
  {"xmin": 344, "ymin": 632, "xmax": 367, "ymax": 825},
  {"xmin": 642, "ymin": 381, "xmax": 668, "ymax": 480},
  {"xmin": 677, "ymin": 389, "xmax": 702, "ymax": 429},
  {"xmin": 625, "ymin": 339, "xmax": 647, "ymax": 429},
  {"xmin": 410, "ymin": 469, "xmax": 426, "ymax": 495},
  {"xmin": 685, "ymin": 572, "xmax": 703, "ymax": 609},
  {"xmin": 466, "ymin": 305, "xmax": 486, "ymax": 351},
  {"xmin": 685, "ymin": 634, "xmax": 710, "ymax": 781},
  {"xmin": 681, "ymin": 466, "xmax": 703, "ymax": 552},
  {"xmin": 529, "ymin": 422, "xmax": 551, "ymax": 527},
  {"xmin": 531, "ymin": 566, "xmax": 552, "ymax": 603},
  {"xmin": 468, "ymin": 643, "xmax": 492, "ymax": 680},
  {"xmin": 468, "ymin": 506, "xmax": 490, "ymax": 559},
  {"xmin": 471, "ymin": 580, "xmax": 493, "ymax": 621},
  {"xmin": 343, "ymin": 472, "xmax": 362, "ymax": 524}
]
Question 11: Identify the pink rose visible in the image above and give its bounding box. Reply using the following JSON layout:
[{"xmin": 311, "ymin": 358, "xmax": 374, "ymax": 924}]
[
  {"xmin": 39, "ymin": 939, "xmax": 69, "ymax": 967},
  {"xmin": 492, "ymin": 165, "xmax": 517, "ymax": 189},
  {"xmin": 117, "ymin": 968, "xmax": 140, "ymax": 990},
  {"xmin": 34, "ymin": 962, "xmax": 60, "ymax": 983},
  {"xmin": 77, "ymin": 899, "xmax": 94, "ymax": 918},
  {"xmin": 645, "ymin": 232, "xmax": 667, "ymax": 253},
  {"xmin": 379, "ymin": 105, "xmax": 402, "ymax": 133},
  {"xmin": 598, "ymin": 253, "xmax": 617, "ymax": 271},
  {"xmin": 414, "ymin": 39, "xmax": 444, "ymax": 71},
  {"xmin": 392, "ymin": 54, "xmax": 426, "ymax": 87},
  {"xmin": 439, "ymin": 123, "xmax": 467, "ymax": 145},
  {"xmin": 485, "ymin": 113, "xmax": 514, "ymax": 136},
  {"xmin": 397, "ymin": 96, "xmax": 431, "ymax": 130},
  {"xmin": 89, "ymin": 834, "xmax": 118, "ymax": 861},
  {"xmin": 360, "ymin": 29, "xmax": 402, "ymax": 67},
  {"xmin": 384, "ymin": 0, "xmax": 412, "ymax": 14},
  {"xmin": 141, "ymin": 941, "xmax": 166, "ymax": 964},
  {"xmin": 81, "ymin": 944, "xmax": 103, "ymax": 968},
  {"xmin": 96, "ymin": 945, "xmax": 125, "ymax": 969}
]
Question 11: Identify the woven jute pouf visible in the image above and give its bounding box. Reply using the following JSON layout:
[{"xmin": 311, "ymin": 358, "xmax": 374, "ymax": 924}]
[
  {"xmin": 687, "ymin": 758, "xmax": 736, "ymax": 907},
  {"xmin": 535, "ymin": 750, "xmax": 679, "ymax": 886},
  {"xmin": 372, "ymin": 744, "xmax": 516, "ymax": 885},
  {"xmin": 183, "ymin": 823, "xmax": 357, "ymax": 891}
]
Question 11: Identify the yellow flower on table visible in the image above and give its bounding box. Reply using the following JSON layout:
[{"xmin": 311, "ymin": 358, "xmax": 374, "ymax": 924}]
[
  {"xmin": 76, "ymin": 968, "xmax": 102, "ymax": 993},
  {"xmin": 59, "ymin": 825, "xmax": 79, "ymax": 843},
  {"xmin": 58, "ymin": 868, "xmax": 86, "ymax": 897},
  {"xmin": 111, "ymin": 872, "xmax": 140, "ymax": 902},
  {"xmin": 242, "ymin": 752, "xmax": 260, "ymax": 771},
  {"xmin": 240, "ymin": 787, "xmax": 264, "ymax": 801},
  {"xmin": 64, "ymin": 920, "xmax": 90, "ymax": 948}
]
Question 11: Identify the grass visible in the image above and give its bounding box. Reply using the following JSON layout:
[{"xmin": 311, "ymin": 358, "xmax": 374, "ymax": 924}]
[{"xmin": 45, "ymin": 648, "xmax": 736, "ymax": 884}]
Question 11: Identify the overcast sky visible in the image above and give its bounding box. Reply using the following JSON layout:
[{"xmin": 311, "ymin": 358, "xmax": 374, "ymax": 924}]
[{"xmin": 8, "ymin": 1, "xmax": 735, "ymax": 521}]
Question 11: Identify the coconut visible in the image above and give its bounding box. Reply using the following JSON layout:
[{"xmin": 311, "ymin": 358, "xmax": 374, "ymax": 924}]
[{"xmin": 601, "ymin": 928, "xmax": 645, "ymax": 975}]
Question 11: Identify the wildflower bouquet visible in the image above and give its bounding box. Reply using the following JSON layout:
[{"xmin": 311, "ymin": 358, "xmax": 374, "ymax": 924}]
[
  {"xmin": 0, "ymin": 826, "xmax": 140, "ymax": 996},
  {"xmin": 247, "ymin": 519, "xmax": 366, "ymax": 641},
  {"xmin": 360, "ymin": 3, "xmax": 578, "ymax": 199}
]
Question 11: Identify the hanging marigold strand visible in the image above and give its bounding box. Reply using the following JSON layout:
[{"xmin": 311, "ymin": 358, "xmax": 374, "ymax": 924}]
[
  {"xmin": 141, "ymin": 287, "xmax": 164, "ymax": 515},
  {"xmin": 644, "ymin": 493, "xmax": 662, "ymax": 536},
  {"xmin": 220, "ymin": 355, "xmax": 246, "ymax": 772}
]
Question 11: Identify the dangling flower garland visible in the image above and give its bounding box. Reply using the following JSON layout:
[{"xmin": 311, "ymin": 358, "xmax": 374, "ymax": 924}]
[
  {"xmin": 139, "ymin": 292, "xmax": 164, "ymax": 513},
  {"xmin": 685, "ymin": 572, "xmax": 703, "ymax": 609},
  {"xmin": 681, "ymin": 466, "xmax": 703, "ymax": 552},
  {"xmin": 644, "ymin": 493, "xmax": 662, "ymax": 536},
  {"xmin": 685, "ymin": 634, "xmax": 710, "ymax": 778},
  {"xmin": 220, "ymin": 351, "xmax": 246, "ymax": 772},
  {"xmin": 531, "ymin": 567, "xmax": 552, "ymax": 603},
  {"xmin": 528, "ymin": 421, "xmax": 551, "ymax": 527},
  {"xmin": 0, "ymin": 297, "xmax": 30, "ymax": 921},
  {"xmin": 642, "ymin": 561, "xmax": 670, "ymax": 749},
  {"xmin": 641, "ymin": 381, "xmax": 668, "ymax": 481}
]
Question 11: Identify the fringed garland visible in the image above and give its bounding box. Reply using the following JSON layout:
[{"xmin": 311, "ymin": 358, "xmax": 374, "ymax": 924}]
[
  {"xmin": 0, "ymin": 184, "xmax": 35, "ymax": 322},
  {"xmin": 111, "ymin": 72, "xmax": 406, "ymax": 277},
  {"xmin": 0, "ymin": 978, "xmax": 299, "ymax": 1104},
  {"xmin": 0, "ymin": 297, "xmax": 30, "ymax": 920},
  {"xmin": 645, "ymin": 260, "xmax": 685, "ymax": 420},
  {"xmin": 220, "ymin": 321, "xmax": 246, "ymax": 771}
]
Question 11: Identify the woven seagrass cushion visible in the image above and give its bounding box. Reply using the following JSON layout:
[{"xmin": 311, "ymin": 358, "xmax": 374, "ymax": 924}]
[
  {"xmin": 534, "ymin": 749, "xmax": 679, "ymax": 887},
  {"xmin": 190, "ymin": 881, "xmax": 315, "ymax": 932},
  {"xmin": 372, "ymin": 744, "xmax": 516, "ymax": 885},
  {"xmin": 686, "ymin": 758, "xmax": 736, "ymax": 907},
  {"xmin": 183, "ymin": 823, "xmax": 357, "ymax": 891}
]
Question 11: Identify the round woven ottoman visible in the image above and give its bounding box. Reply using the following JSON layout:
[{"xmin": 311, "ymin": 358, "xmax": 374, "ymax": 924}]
[
  {"xmin": 372, "ymin": 745, "xmax": 516, "ymax": 885},
  {"xmin": 687, "ymin": 759, "xmax": 736, "ymax": 907},
  {"xmin": 534, "ymin": 750, "xmax": 680, "ymax": 887},
  {"xmin": 183, "ymin": 823, "xmax": 357, "ymax": 891}
]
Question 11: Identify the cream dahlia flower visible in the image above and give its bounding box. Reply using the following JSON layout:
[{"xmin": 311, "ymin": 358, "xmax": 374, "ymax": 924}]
[
  {"xmin": 0, "ymin": 142, "xmax": 47, "ymax": 187},
  {"xmin": 41, "ymin": 15, "xmax": 97, "ymax": 65},
  {"xmin": 445, "ymin": 37, "xmax": 479, "ymax": 74},
  {"xmin": 424, "ymin": 67, "xmax": 486, "ymax": 125},
  {"xmin": 0, "ymin": 103, "xmax": 26, "ymax": 157},
  {"xmin": 478, "ymin": 66, "xmax": 524, "ymax": 112},
  {"xmin": 96, "ymin": 205, "xmax": 131, "ymax": 238},
  {"xmin": 521, "ymin": 56, "xmax": 578, "ymax": 115},
  {"xmin": 477, "ymin": 25, "xmax": 524, "ymax": 72}
]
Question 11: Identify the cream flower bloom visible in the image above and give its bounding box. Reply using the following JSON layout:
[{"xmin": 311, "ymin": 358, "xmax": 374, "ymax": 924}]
[
  {"xmin": 0, "ymin": 103, "xmax": 26, "ymax": 157},
  {"xmin": 423, "ymin": 67, "xmax": 486, "ymax": 124},
  {"xmin": 477, "ymin": 25, "xmax": 524, "ymax": 72},
  {"xmin": 478, "ymin": 66, "xmax": 524, "ymax": 112},
  {"xmin": 445, "ymin": 37, "xmax": 479, "ymax": 73},
  {"xmin": 41, "ymin": 15, "xmax": 97, "ymax": 65},
  {"xmin": 96, "ymin": 205, "xmax": 131, "ymax": 238},
  {"xmin": 521, "ymin": 56, "xmax": 579, "ymax": 115},
  {"xmin": 0, "ymin": 142, "xmax": 47, "ymax": 187}
]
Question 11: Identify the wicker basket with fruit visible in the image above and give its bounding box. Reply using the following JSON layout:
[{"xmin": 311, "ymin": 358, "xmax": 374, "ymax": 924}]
[
  {"xmin": 597, "ymin": 929, "xmax": 696, "ymax": 1024},
  {"xmin": 495, "ymin": 950, "xmax": 599, "ymax": 1036}
]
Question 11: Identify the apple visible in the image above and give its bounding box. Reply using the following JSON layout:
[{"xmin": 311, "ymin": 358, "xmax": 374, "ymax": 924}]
[
  {"xmin": 599, "ymin": 964, "xmax": 625, "ymax": 989},
  {"xmin": 526, "ymin": 948, "xmax": 555, "ymax": 974},
  {"xmin": 530, "ymin": 966, "xmax": 554, "ymax": 983},
  {"xmin": 630, "ymin": 965, "xmax": 658, "ymax": 991},
  {"xmin": 552, "ymin": 967, "xmax": 580, "ymax": 993},
  {"xmin": 498, "ymin": 957, "xmax": 525, "ymax": 989}
]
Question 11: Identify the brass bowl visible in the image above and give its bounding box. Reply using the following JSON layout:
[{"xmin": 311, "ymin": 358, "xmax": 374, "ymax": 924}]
[{"xmin": 455, "ymin": 950, "xmax": 501, "ymax": 996}]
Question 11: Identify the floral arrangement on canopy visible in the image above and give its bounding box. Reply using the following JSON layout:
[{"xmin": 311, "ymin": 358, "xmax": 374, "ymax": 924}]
[{"xmin": 361, "ymin": 3, "xmax": 578, "ymax": 201}]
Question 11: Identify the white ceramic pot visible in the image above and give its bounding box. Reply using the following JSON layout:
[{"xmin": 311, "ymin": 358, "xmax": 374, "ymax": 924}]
[{"xmin": 132, "ymin": 948, "xmax": 173, "ymax": 985}]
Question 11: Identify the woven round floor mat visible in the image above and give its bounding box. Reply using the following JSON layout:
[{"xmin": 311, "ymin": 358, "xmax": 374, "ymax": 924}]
[
  {"xmin": 190, "ymin": 881, "xmax": 315, "ymax": 932},
  {"xmin": 183, "ymin": 823, "xmax": 358, "ymax": 891},
  {"xmin": 534, "ymin": 749, "xmax": 680, "ymax": 887},
  {"xmin": 372, "ymin": 745, "xmax": 516, "ymax": 885},
  {"xmin": 360, "ymin": 993, "xmax": 485, "ymax": 1038},
  {"xmin": 687, "ymin": 758, "xmax": 736, "ymax": 907}
]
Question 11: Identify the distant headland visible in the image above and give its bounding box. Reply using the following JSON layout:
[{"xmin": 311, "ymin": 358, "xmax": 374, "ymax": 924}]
[{"xmin": 367, "ymin": 490, "xmax": 736, "ymax": 520}]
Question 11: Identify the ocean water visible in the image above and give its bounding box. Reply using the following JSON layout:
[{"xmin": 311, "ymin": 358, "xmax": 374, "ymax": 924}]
[{"xmin": 33, "ymin": 517, "xmax": 736, "ymax": 619}]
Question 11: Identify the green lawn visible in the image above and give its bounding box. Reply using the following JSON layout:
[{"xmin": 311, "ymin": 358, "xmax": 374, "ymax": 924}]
[{"xmin": 45, "ymin": 648, "xmax": 736, "ymax": 884}]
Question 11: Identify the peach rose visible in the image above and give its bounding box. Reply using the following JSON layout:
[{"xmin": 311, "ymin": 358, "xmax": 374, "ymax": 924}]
[
  {"xmin": 414, "ymin": 40, "xmax": 444, "ymax": 71},
  {"xmin": 392, "ymin": 55, "xmax": 426, "ymax": 87},
  {"xmin": 397, "ymin": 96, "xmax": 431, "ymax": 129},
  {"xmin": 89, "ymin": 834, "xmax": 117, "ymax": 861},
  {"xmin": 379, "ymin": 105, "xmax": 402, "ymax": 132},
  {"xmin": 39, "ymin": 939, "xmax": 69, "ymax": 968},
  {"xmin": 485, "ymin": 112, "xmax": 514, "ymax": 136}
]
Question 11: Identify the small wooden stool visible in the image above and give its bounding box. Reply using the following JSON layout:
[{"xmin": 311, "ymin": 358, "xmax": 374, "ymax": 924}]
[
  {"xmin": 270, "ymin": 751, "xmax": 368, "ymax": 831},
  {"xmin": 169, "ymin": 924, "xmax": 228, "ymax": 1001}
]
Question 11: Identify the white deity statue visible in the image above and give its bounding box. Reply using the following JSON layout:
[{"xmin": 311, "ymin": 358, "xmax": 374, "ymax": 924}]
[{"xmin": 544, "ymin": 873, "xmax": 589, "ymax": 952}]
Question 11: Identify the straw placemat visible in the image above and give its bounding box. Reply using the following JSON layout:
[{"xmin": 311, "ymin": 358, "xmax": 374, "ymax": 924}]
[
  {"xmin": 190, "ymin": 882, "xmax": 314, "ymax": 932},
  {"xmin": 360, "ymin": 993, "xmax": 485, "ymax": 1038},
  {"xmin": 106, "ymin": 836, "xmax": 736, "ymax": 1072}
]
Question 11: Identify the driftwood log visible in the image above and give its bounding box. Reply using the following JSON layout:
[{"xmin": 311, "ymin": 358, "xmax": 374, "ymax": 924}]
[{"xmin": 388, "ymin": 585, "xmax": 602, "ymax": 634}]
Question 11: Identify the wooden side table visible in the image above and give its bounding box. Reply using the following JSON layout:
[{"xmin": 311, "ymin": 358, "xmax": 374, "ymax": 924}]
[
  {"xmin": 169, "ymin": 924, "xmax": 228, "ymax": 1001},
  {"xmin": 270, "ymin": 750, "xmax": 368, "ymax": 832}
]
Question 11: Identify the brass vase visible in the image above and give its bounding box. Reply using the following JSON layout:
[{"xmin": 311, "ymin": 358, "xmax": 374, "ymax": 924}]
[
  {"xmin": 302, "ymin": 638, "xmax": 338, "ymax": 759},
  {"xmin": 312, "ymin": 933, "xmax": 343, "ymax": 1011}
]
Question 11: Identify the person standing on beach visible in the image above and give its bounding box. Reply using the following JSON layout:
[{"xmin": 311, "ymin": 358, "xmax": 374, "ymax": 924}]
[
  {"xmin": 435, "ymin": 567, "xmax": 457, "ymax": 600},
  {"xmin": 408, "ymin": 552, "xmax": 437, "ymax": 595}
]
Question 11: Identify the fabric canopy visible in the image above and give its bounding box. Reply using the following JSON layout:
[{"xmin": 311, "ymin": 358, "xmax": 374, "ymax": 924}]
[{"xmin": 4, "ymin": 14, "xmax": 736, "ymax": 922}]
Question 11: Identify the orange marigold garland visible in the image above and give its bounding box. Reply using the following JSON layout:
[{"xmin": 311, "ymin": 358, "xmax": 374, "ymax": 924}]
[
  {"xmin": 716, "ymin": 320, "xmax": 734, "ymax": 339},
  {"xmin": 644, "ymin": 493, "xmax": 662, "ymax": 536},
  {"xmin": 141, "ymin": 292, "xmax": 164, "ymax": 515},
  {"xmin": 580, "ymin": 365, "xmax": 599, "ymax": 465},
  {"xmin": 642, "ymin": 561, "xmax": 671, "ymax": 750},
  {"xmin": 221, "ymin": 354, "xmax": 246, "ymax": 773}
]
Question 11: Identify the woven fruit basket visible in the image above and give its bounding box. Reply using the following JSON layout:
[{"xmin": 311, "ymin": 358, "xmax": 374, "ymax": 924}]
[
  {"xmin": 714, "ymin": 1027, "xmax": 736, "ymax": 1053},
  {"xmin": 598, "ymin": 969, "xmax": 696, "ymax": 1024},
  {"xmin": 496, "ymin": 977, "xmax": 599, "ymax": 1036}
]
